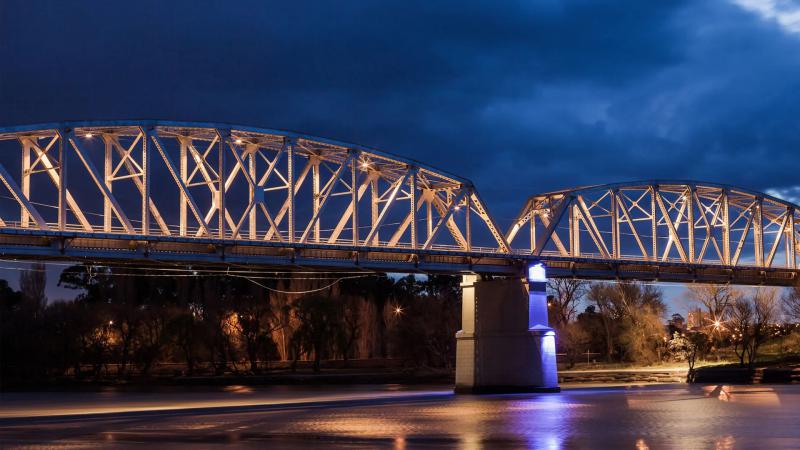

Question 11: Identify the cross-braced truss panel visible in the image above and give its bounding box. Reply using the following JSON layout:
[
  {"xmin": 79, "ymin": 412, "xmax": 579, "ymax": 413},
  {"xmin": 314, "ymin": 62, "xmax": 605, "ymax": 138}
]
[
  {"xmin": 506, "ymin": 181, "xmax": 800, "ymax": 270},
  {"xmin": 0, "ymin": 121, "xmax": 510, "ymax": 257},
  {"xmin": 2, "ymin": 123, "xmax": 799, "ymax": 280}
]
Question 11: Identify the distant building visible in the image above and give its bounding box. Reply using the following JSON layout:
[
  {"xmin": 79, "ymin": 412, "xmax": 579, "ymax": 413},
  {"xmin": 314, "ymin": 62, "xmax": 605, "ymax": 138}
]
[
  {"xmin": 668, "ymin": 313, "xmax": 685, "ymax": 330},
  {"xmin": 686, "ymin": 307, "xmax": 710, "ymax": 330}
]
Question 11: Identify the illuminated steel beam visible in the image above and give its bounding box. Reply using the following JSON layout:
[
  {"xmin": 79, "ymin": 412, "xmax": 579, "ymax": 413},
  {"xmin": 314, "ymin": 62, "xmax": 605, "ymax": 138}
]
[
  {"xmin": 508, "ymin": 180, "xmax": 800, "ymax": 273},
  {"xmin": 3, "ymin": 124, "xmax": 800, "ymax": 279}
]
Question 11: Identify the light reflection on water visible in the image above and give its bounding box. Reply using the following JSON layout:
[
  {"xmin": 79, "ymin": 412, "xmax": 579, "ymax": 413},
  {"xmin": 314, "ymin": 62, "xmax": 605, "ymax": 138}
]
[
  {"xmin": 701, "ymin": 385, "xmax": 781, "ymax": 407},
  {"xmin": 277, "ymin": 385, "xmax": 797, "ymax": 449},
  {"xmin": 2, "ymin": 384, "xmax": 800, "ymax": 449}
]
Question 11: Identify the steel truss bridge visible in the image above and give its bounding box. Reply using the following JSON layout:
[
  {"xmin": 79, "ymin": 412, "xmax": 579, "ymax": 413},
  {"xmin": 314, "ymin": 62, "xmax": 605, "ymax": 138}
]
[{"xmin": 0, "ymin": 121, "xmax": 798, "ymax": 285}]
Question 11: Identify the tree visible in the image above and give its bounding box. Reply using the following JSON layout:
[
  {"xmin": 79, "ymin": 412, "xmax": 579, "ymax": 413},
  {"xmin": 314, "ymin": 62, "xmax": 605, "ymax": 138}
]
[
  {"xmin": 728, "ymin": 297, "xmax": 753, "ymax": 367},
  {"xmin": 134, "ymin": 305, "xmax": 170, "ymax": 376},
  {"xmin": 0, "ymin": 280, "xmax": 27, "ymax": 379},
  {"xmin": 587, "ymin": 282, "xmax": 666, "ymax": 363},
  {"xmin": 668, "ymin": 331, "xmax": 707, "ymax": 381},
  {"xmin": 338, "ymin": 296, "xmax": 362, "ymax": 362},
  {"xmin": 547, "ymin": 279, "xmax": 588, "ymax": 328},
  {"xmin": 19, "ymin": 263, "xmax": 47, "ymax": 315},
  {"xmin": 686, "ymin": 284, "xmax": 739, "ymax": 345},
  {"xmin": 587, "ymin": 284, "xmax": 618, "ymax": 361},
  {"xmin": 559, "ymin": 322, "xmax": 591, "ymax": 369},
  {"xmin": 746, "ymin": 288, "xmax": 779, "ymax": 367},
  {"xmin": 338, "ymin": 274, "xmax": 396, "ymax": 359},
  {"xmin": 576, "ymin": 305, "xmax": 606, "ymax": 361},
  {"xmin": 290, "ymin": 293, "xmax": 345, "ymax": 372},
  {"xmin": 687, "ymin": 284, "xmax": 737, "ymax": 323},
  {"xmin": 167, "ymin": 306, "xmax": 207, "ymax": 376},
  {"xmin": 389, "ymin": 275, "xmax": 461, "ymax": 368},
  {"xmin": 783, "ymin": 286, "xmax": 800, "ymax": 325},
  {"xmin": 618, "ymin": 304, "xmax": 667, "ymax": 364},
  {"xmin": 234, "ymin": 292, "xmax": 283, "ymax": 373}
]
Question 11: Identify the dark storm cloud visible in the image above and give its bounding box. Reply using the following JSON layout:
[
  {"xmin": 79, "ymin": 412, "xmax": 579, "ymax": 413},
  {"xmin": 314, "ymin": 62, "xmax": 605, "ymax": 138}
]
[{"xmin": 2, "ymin": 0, "xmax": 800, "ymax": 223}]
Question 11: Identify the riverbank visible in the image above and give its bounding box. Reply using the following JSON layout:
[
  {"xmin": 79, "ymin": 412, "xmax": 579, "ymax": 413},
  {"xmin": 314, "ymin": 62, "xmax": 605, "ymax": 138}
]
[
  {"xmin": 4, "ymin": 367, "xmax": 695, "ymax": 392},
  {"xmin": 8, "ymin": 359, "xmax": 800, "ymax": 391},
  {"xmin": 693, "ymin": 365, "xmax": 800, "ymax": 384},
  {"xmin": 560, "ymin": 368, "xmax": 687, "ymax": 385}
]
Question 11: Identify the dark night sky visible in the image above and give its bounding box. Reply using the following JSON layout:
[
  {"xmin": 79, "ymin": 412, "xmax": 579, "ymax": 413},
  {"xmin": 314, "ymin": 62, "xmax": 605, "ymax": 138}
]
[{"xmin": 1, "ymin": 0, "xmax": 799, "ymax": 309}]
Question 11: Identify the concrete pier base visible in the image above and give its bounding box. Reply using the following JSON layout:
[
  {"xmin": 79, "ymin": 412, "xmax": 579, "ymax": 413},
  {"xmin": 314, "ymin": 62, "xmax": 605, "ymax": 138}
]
[{"xmin": 455, "ymin": 275, "xmax": 559, "ymax": 394}]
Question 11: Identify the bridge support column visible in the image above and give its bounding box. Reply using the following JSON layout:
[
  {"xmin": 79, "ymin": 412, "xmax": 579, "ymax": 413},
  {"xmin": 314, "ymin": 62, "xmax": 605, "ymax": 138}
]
[{"xmin": 455, "ymin": 270, "xmax": 559, "ymax": 394}]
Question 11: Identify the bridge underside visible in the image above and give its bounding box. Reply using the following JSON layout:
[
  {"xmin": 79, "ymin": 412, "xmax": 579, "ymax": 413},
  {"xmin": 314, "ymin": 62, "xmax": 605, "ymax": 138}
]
[
  {"xmin": 544, "ymin": 257, "xmax": 800, "ymax": 286},
  {"xmin": 1, "ymin": 229, "xmax": 798, "ymax": 285},
  {"xmin": 0, "ymin": 229, "xmax": 521, "ymax": 274}
]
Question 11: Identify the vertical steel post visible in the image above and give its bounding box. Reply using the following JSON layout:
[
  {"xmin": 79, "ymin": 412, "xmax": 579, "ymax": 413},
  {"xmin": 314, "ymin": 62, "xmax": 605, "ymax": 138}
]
[
  {"xmin": 57, "ymin": 130, "xmax": 68, "ymax": 231},
  {"xmin": 789, "ymin": 208, "xmax": 797, "ymax": 269},
  {"xmin": 351, "ymin": 153, "xmax": 359, "ymax": 245},
  {"xmin": 686, "ymin": 187, "xmax": 695, "ymax": 264},
  {"xmin": 21, "ymin": 139, "xmax": 31, "ymax": 228},
  {"xmin": 722, "ymin": 191, "xmax": 730, "ymax": 265},
  {"xmin": 312, "ymin": 156, "xmax": 320, "ymax": 243},
  {"xmin": 754, "ymin": 198, "xmax": 763, "ymax": 267},
  {"xmin": 530, "ymin": 210, "xmax": 536, "ymax": 255},
  {"xmin": 570, "ymin": 202, "xmax": 580, "ymax": 257},
  {"xmin": 179, "ymin": 137, "xmax": 188, "ymax": 237},
  {"xmin": 370, "ymin": 177, "xmax": 379, "ymax": 245},
  {"xmin": 248, "ymin": 145, "xmax": 257, "ymax": 240},
  {"xmin": 785, "ymin": 209, "xmax": 792, "ymax": 268},
  {"xmin": 141, "ymin": 129, "xmax": 150, "ymax": 235},
  {"xmin": 286, "ymin": 138, "xmax": 295, "ymax": 243},
  {"xmin": 427, "ymin": 195, "xmax": 433, "ymax": 244},
  {"xmin": 103, "ymin": 136, "xmax": 113, "ymax": 232},
  {"xmin": 651, "ymin": 187, "xmax": 657, "ymax": 261},
  {"xmin": 465, "ymin": 189, "xmax": 472, "ymax": 252},
  {"xmin": 611, "ymin": 189, "xmax": 619, "ymax": 259},
  {"xmin": 217, "ymin": 131, "xmax": 226, "ymax": 239},
  {"xmin": 409, "ymin": 169, "xmax": 417, "ymax": 250}
]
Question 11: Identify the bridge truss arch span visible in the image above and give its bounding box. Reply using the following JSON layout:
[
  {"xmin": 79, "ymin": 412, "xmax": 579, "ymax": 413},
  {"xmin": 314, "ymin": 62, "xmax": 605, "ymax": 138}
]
[
  {"xmin": 507, "ymin": 181, "xmax": 800, "ymax": 285},
  {"xmin": 0, "ymin": 121, "xmax": 512, "ymax": 273}
]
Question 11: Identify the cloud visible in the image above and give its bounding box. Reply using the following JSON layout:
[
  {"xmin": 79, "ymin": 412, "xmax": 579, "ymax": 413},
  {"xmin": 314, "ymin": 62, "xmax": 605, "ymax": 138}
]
[
  {"xmin": 766, "ymin": 186, "xmax": 800, "ymax": 205},
  {"xmin": 733, "ymin": 0, "xmax": 800, "ymax": 33},
  {"xmin": 2, "ymin": 0, "xmax": 800, "ymax": 224}
]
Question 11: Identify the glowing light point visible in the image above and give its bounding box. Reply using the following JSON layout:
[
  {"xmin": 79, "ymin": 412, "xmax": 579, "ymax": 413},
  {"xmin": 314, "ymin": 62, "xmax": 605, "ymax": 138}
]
[
  {"xmin": 234, "ymin": 139, "xmax": 243, "ymax": 144},
  {"xmin": 527, "ymin": 262, "xmax": 547, "ymax": 282},
  {"xmin": 84, "ymin": 133, "xmax": 93, "ymax": 138}
]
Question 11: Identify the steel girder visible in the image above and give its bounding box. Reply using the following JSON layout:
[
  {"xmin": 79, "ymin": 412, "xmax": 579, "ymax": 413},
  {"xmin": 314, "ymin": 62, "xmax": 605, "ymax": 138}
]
[
  {"xmin": 2, "ymin": 123, "xmax": 800, "ymax": 284},
  {"xmin": 507, "ymin": 181, "xmax": 800, "ymax": 273},
  {"xmin": 0, "ymin": 121, "xmax": 510, "ymax": 273}
]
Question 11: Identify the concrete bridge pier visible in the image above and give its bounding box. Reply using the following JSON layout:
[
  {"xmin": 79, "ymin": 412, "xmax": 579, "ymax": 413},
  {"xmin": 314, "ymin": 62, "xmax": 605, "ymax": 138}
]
[{"xmin": 455, "ymin": 269, "xmax": 559, "ymax": 394}]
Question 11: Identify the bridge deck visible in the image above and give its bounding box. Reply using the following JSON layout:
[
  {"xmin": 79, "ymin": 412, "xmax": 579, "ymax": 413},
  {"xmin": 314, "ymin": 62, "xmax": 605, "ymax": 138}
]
[{"xmin": 1, "ymin": 229, "xmax": 797, "ymax": 285}]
